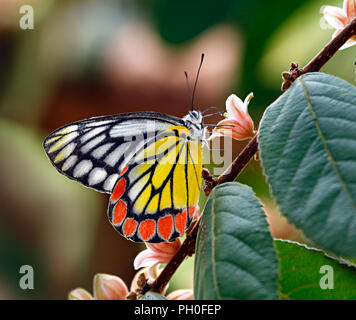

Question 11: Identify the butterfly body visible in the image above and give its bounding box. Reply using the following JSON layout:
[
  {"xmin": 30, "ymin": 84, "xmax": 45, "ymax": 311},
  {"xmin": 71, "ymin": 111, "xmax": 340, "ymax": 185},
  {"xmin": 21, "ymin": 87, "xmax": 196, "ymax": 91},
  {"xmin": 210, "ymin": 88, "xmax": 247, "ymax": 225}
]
[{"xmin": 43, "ymin": 111, "xmax": 205, "ymax": 243}]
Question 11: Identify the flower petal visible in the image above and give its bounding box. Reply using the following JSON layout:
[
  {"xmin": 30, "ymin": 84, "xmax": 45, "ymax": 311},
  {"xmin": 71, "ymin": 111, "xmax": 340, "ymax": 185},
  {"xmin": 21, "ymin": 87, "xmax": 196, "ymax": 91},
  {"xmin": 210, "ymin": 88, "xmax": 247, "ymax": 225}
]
[
  {"xmin": 146, "ymin": 239, "xmax": 181, "ymax": 255},
  {"xmin": 324, "ymin": 6, "xmax": 347, "ymax": 28},
  {"xmin": 214, "ymin": 118, "xmax": 250, "ymax": 132},
  {"xmin": 93, "ymin": 274, "xmax": 128, "ymax": 300},
  {"xmin": 243, "ymin": 92, "xmax": 254, "ymax": 112},
  {"xmin": 134, "ymin": 249, "xmax": 166, "ymax": 269},
  {"xmin": 134, "ymin": 239, "xmax": 181, "ymax": 270},
  {"xmin": 344, "ymin": 0, "xmax": 356, "ymax": 19},
  {"xmin": 225, "ymin": 94, "xmax": 246, "ymax": 118},
  {"xmin": 68, "ymin": 288, "xmax": 94, "ymax": 300},
  {"xmin": 146, "ymin": 264, "xmax": 163, "ymax": 282},
  {"xmin": 211, "ymin": 117, "xmax": 254, "ymax": 141}
]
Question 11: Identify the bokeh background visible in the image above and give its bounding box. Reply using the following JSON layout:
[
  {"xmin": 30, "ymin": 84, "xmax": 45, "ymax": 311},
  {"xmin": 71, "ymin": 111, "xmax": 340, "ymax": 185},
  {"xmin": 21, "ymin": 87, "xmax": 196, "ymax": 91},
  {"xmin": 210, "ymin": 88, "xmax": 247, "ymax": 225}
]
[{"xmin": 0, "ymin": 0, "xmax": 354, "ymax": 299}]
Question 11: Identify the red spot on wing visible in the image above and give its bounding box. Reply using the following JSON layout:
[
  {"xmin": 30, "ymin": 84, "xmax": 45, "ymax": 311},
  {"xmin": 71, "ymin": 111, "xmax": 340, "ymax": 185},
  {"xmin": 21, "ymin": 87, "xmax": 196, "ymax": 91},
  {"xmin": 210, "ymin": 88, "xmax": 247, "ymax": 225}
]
[
  {"xmin": 139, "ymin": 220, "xmax": 156, "ymax": 241},
  {"xmin": 123, "ymin": 218, "xmax": 138, "ymax": 237},
  {"xmin": 112, "ymin": 200, "xmax": 127, "ymax": 225},
  {"xmin": 175, "ymin": 211, "xmax": 187, "ymax": 236},
  {"xmin": 188, "ymin": 206, "xmax": 196, "ymax": 218},
  {"xmin": 112, "ymin": 178, "xmax": 126, "ymax": 201},
  {"xmin": 158, "ymin": 216, "xmax": 173, "ymax": 241},
  {"xmin": 119, "ymin": 166, "xmax": 128, "ymax": 176}
]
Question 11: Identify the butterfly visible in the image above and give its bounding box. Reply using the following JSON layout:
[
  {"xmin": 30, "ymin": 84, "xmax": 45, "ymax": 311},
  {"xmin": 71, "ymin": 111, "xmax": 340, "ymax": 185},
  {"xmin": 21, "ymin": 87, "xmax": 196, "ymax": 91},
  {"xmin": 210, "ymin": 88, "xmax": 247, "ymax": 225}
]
[{"xmin": 43, "ymin": 55, "xmax": 212, "ymax": 243}]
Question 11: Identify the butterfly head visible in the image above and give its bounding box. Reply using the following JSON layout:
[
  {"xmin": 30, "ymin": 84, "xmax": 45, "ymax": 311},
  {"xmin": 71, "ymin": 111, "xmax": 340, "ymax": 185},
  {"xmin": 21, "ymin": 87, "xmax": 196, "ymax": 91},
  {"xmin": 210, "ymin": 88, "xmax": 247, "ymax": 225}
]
[{"xmin": 183, "ymin": 110, "xmax": 205, "ymax": 140}]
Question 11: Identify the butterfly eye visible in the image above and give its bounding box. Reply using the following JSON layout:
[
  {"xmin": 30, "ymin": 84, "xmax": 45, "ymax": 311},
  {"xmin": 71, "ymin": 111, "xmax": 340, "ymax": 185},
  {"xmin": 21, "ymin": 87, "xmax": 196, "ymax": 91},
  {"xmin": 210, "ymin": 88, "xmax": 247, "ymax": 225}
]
[{"xmin": 189, "ymin": 110, "xmax": 199, "ymax": 119}]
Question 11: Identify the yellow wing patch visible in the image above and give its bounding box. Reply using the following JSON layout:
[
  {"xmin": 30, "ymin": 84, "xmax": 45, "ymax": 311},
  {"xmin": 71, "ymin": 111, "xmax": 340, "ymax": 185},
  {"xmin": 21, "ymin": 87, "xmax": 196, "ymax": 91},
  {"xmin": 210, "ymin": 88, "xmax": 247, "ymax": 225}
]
[
  {"xmin": 125, "ymin": 126, "xmax": 202, "ymax": 214},
  {"xmin": 48, "ymin": 132, "xmax": 78, "ymax": 153}
]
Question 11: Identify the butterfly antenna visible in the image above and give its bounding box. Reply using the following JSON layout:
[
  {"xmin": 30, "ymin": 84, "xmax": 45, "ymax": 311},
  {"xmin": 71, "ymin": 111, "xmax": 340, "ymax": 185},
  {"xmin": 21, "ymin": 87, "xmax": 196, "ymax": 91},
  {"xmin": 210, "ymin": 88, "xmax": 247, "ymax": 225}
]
[
  {"xmin": 203, "ymin": 111, "xmax": 225, "ymax": 119},
  {"xmin": 191, "ymin": 53, "xmax": 205, "ymax": 111},
  {"xmin": 201, "ymin": 106, "xmax": 218, "ymax": 115},
  {"xmin": 184, "ymin": 71, "xmax": 192, "ymax": 107}
]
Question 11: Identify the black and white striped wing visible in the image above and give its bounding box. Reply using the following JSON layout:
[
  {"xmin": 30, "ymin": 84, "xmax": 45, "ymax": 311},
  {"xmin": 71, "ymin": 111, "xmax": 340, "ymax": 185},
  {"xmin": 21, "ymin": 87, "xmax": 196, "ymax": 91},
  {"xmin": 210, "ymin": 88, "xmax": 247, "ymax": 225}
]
[{"xmin": 43, "ymin": 112, "xmax": 183, "ymax": 193}]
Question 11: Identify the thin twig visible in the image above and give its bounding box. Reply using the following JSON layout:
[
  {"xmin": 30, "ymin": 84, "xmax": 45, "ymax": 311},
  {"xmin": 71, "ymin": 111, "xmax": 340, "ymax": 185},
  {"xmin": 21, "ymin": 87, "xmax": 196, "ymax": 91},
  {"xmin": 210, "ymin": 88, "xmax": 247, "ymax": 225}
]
[
  {"xmin": 143, "ymin": 16, "xmax": 356, "ymax": 295},
  {"xmin": 282, "ymin": 15, "xmax": 356, "ymax": 90}
]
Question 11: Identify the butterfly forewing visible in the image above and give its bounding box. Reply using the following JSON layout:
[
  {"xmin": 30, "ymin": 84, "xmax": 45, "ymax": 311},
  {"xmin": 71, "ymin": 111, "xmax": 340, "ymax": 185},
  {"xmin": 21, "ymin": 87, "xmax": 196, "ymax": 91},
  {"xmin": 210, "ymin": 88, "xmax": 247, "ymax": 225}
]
[
  {"xmin": 108, "ymin": 125, "xmax": 202, "ymax": 243},
  {"xmin": 43, "ymin": 112, "xmax": 184, "ymax": 193}
]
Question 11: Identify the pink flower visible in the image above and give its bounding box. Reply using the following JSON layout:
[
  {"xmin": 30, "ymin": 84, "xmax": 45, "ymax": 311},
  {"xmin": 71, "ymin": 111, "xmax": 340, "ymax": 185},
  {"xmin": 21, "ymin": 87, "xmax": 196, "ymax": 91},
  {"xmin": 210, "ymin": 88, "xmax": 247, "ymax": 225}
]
[
  {"xmin": 133, "ymin": 239, "xmax": 181, "ymax": 270},
  {"xmin": 324, "ymin": 0, "xmax": 356, "ymax": 49},
  {"xmin": 68, "ymin": 274, "xmax": 129, "ymax": 300},
  {"xmin": 67, "ymin": 268, "xmax": 193, "ymax": 300},
  {"xmin": 209, "ymin": 93, "xmax": 255, "ymax": 141}
]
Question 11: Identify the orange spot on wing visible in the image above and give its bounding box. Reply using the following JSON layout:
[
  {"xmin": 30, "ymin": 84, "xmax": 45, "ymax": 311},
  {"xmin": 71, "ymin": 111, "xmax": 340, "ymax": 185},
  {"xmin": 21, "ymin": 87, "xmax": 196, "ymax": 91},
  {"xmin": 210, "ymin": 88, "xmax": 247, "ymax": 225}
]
[
  {"xmin": 139, "ymin": 220, "xmax": 156, "ymax": 241},
  {"xmin": 175, "ymin": 211, "xmax": 187, "ymax": 236},
  {"xmin": 123, "ymin": 218, "xmax": 138, "ymax": 237},
  {"xmin": 158, "ymin": 216, "xmax": 173, "ymax": 241},
  {"xmin": 188, "ymin": 206, "xmax": 196, "ymax": 218},
  {"xmin": 120, "ymin": 166, "xmax": 128, "ymax": 176},
  {"xmin": 112, "ymin": 200, "xmax": 127, "ymax": 225},
  {"xmin": 112, "ymin": 178, "xmax": 126, "ymax": 201}
]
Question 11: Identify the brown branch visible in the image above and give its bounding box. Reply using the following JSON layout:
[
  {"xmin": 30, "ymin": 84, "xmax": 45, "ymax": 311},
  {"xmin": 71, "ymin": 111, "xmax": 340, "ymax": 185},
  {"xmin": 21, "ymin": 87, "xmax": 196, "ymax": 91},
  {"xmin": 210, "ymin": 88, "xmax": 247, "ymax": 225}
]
[
  {"xmin": 282, "ymin": 15, "xmax": 356, "ymax": 90},
  {"xmin": 142, "ymin": 15, "xmax": 356, "ymax": 296}
]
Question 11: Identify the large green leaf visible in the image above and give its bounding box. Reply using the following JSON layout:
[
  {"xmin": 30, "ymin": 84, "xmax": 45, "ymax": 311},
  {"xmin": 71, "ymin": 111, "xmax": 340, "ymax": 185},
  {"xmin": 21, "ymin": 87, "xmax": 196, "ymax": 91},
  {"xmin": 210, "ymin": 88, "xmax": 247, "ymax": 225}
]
[
  {"xmin": 259, "ymin": 72, "xmax": 356, "ymax": 258},
  {"xmin": 194, "ymin": 182, "xmax": 278, "ymax": 300},
  {"xmin": 276, "ymin": 240, "xmax": 356, "ymax": 300}
]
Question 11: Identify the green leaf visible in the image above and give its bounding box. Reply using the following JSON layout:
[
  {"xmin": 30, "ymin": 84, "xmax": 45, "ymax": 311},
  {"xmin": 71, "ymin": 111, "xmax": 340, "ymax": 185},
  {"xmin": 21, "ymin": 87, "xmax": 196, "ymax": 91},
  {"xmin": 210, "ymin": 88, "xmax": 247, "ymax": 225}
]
[
  {"xmin": 194, "ymin": 182, "xmax": 278, "ymax": 300},
  {"xmin": 259, "ymin": 72, "xmax": 356, "ymax": 258},
  {"xmin": 276, "ymin": 240, "xmax": 356, "ymax": 300},
  {"xmin": 140, "ymin": 292, "xmax": 168, "ymax": 300}
]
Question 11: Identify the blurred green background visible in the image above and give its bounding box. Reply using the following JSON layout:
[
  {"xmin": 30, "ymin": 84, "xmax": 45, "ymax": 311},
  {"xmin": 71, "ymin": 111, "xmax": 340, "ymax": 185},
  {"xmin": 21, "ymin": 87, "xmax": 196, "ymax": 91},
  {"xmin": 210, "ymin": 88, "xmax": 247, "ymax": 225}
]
[{"xmin": 0, "ymin": 0, "xmax": 354, "ymax": 299}]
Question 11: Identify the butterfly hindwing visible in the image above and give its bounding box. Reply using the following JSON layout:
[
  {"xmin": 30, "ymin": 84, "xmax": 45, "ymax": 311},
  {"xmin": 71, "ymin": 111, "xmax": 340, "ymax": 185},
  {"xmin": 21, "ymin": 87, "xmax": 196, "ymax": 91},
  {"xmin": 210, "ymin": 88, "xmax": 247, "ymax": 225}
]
[
  {"xmin": 108, "ymin": 125, "xmax": 202, "ymax": 242},
  {"xmin": 43, "ymin": 112, "xmax": 184, "ymax": 193}
]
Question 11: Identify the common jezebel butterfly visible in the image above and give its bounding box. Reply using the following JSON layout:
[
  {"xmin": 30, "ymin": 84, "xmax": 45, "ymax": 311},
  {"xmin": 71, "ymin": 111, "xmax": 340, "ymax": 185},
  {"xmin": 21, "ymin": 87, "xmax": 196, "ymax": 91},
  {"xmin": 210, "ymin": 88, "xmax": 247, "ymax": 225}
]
[
  {"xmin": 43, "ymin": 56, "xmax": 209, "ymax": 243},
  {"xmin": 44, "ymin": 111, "xmax": 205, "ymax": 242}
]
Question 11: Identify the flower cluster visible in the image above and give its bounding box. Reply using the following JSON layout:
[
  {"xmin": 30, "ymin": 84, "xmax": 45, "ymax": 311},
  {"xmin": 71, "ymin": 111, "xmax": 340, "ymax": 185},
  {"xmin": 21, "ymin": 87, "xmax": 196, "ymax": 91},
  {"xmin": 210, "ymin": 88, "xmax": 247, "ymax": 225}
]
[{"xmin": 68, "ymin": 239, "xmax": 192, "ymax": 300}]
